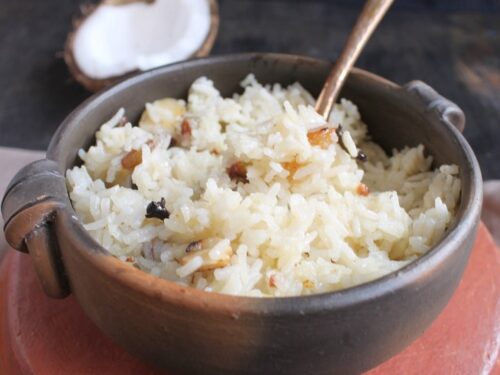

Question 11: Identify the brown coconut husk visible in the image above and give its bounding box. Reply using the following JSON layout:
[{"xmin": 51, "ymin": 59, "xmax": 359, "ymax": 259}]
[{"xmin": 64, "ymin": 0, "xmax": 219, "ymax": 92}]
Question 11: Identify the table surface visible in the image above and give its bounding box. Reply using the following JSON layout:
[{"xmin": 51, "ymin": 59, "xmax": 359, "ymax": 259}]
[{"xmin": 1, "ymin": 0, "xmax": 499, "ymax": 179}]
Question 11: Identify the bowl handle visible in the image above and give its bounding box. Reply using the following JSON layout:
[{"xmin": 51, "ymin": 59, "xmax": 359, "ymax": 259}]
[
  {"xmin": 404, "ymin": 80, "xmax": 466, "ymax": 132},
  {"xmin": 1, "ymin": 159, "xmax": 70, "ymax": 298}
]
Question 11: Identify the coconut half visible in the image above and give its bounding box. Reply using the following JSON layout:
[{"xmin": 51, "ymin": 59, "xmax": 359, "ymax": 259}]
[{"xmin": 65, "ymin": 0, "xmax": 219, "ymax": 91}]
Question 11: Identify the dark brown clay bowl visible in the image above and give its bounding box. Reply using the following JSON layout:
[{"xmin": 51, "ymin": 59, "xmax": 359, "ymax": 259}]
[{"xmin": 2, "ymin": 53, "xmax": 482, "ymax": 375}]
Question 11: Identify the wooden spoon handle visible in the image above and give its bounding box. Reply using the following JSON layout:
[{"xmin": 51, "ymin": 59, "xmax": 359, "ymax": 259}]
[{"xmin": 315, "ymin": 0, "xmax": 394, "ymax": 119}]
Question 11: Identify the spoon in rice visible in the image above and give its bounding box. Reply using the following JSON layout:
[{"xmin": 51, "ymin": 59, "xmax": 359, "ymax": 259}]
[{"xmin": 315, "ymin": 0, "xmax": 394, "ymax": 120}]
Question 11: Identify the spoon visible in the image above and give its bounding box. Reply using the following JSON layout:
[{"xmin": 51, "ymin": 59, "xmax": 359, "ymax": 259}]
[{"xmin": 315, "ymin": 0, "xmax": 394, "ymax": 120}]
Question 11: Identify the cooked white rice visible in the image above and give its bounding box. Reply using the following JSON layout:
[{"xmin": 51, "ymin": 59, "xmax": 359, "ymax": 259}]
[{"xmin": 66, "ymin": 74, "xmax": 461, "ymax": 297}]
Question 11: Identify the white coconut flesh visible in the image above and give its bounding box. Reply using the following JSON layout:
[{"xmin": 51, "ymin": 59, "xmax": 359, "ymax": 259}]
[{"xmin": 72, "ymin": 0, "xmax": 211, "ymax": 80}]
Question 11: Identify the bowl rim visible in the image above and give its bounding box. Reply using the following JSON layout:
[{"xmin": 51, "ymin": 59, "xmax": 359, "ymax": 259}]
[{"xmin": 50, "ymin": 52, "xmax": 483, "ymax": 314}]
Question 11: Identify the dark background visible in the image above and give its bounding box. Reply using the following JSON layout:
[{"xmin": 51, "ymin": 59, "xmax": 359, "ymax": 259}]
[{"xmin": 1, "ymin": 0, "xmax": 499, "ymax": 178}]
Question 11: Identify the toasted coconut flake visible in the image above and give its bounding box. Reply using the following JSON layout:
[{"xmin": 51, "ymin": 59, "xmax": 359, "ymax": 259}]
[
  {"xmin": 227, "ymin": 161, "xmax": 249, "ymax": 184},
  {"xmin": 307, "ymin": 127, "xmax": 337, "ymax": 148},
  {"xmin": 121, "ymin": 149, "xmax": 142, "ymax": 170},
  {"xmin": 282, "ymin": 160, "xmax": 302, "ymax": 180},
  {"xmin": 357, "ymin": 183, "xmax": 370, "ymax": 196},
  {"xmin": 108, "ymin": 168, "xmax": 133, "ymax": 187},
  {"xmin": 181, "ymin": 119, "xmax": 192, "ymax": 136}
]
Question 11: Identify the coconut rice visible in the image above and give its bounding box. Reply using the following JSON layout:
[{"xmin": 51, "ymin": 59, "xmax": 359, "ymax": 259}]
[{"xmin": 66, "ymin": 74, "xmax": 461, "ymax": 297}]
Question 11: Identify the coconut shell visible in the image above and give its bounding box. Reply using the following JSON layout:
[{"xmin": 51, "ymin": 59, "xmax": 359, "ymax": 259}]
[{"xmin": 64, "ymin": 0, "xmax": 219, "ymax": 92}]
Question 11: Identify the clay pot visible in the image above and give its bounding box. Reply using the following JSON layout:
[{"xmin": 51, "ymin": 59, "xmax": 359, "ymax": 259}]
[{"xmin": 1, "ymin": 53, "xmax": 482, "ymax": 375}]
